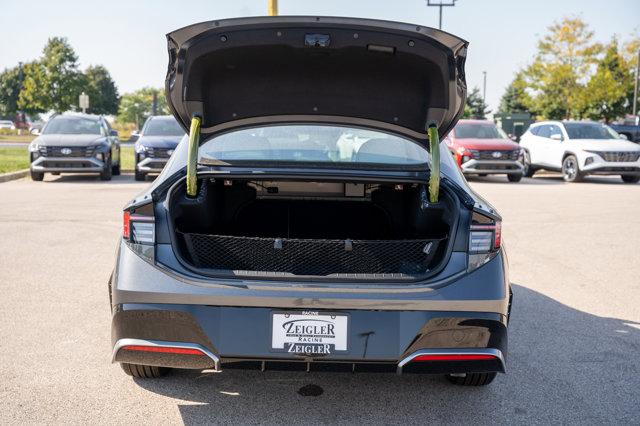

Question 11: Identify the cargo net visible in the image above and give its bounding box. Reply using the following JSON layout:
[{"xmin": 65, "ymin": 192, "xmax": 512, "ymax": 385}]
[{"xmin": 178, "ymin": 232, "xmax": 444, "ymax": 276}]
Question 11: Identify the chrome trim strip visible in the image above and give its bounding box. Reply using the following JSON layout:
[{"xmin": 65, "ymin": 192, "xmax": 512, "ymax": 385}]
[
  {"xmin": 31, "ymin": 156, "xmax": 104, "ymax": 172},
  {"xmin": 396, "ymin": 348, "xmax": 505, "ymax": 373},
  {"xmin": 111, "ymin": 338, "xmax": 221, "ymax": 371},
  {"xmin": 137, "ymin": 157, "xmax": 169, "ymax": 172},
  {"xmin": 461, "ymin": 159, "xmax": 523, "ymax": 174}
]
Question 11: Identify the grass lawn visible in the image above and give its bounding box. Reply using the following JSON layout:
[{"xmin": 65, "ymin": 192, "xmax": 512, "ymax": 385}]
[
  {"xmin": 0, "ymin": 145, "xmax": 136, "ymax": 175},
  {"xmin": 0, "ymin": 134, "xmax": 35, "ymax": 143},
  {"xmin": 0, "ymin": 146, "xmax": 29, "ymax": 174},
  {"xmin": 120, "ymin": 146, "xmax": 135, "ymax": 170}
]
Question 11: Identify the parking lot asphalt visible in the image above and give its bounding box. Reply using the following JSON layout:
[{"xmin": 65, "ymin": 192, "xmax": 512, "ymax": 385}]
[{"xmin": 0, "ymin": 173, "xmax": 639, "ymax": 425}]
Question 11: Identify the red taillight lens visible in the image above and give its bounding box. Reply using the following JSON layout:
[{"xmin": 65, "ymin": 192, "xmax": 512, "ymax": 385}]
[
  {"xmin": 121, "ymin": 345, "xmax": 205, "ymax": 356},
  {"xmin": 413, "ymin": 354, "xmax": 496, "ymax": 362},
  {"xmin": 123, "ymin": 211, "xmax": 131, "ymax": 240},
  {"xmin": 494, "ymin": 221, "xmax": 502, "ymax": 250}
]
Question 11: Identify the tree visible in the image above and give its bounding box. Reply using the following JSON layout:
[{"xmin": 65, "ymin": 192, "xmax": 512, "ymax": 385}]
[
  {"xmin": 498, "ymin": 72, "xmax": 531, "ymax": 113},
  {"xmin": 582, "ymin": 39, "xmax": 632, "ymax": 122},
  {"xmin": 84, "ymin": 65, "xmax": 119, "ymax": 115},
  {"xmin": 117, "ymin": 87, "xmax": 169, "ymax": 127},
  {"xmin": 0, "ymin": 66, "xmax": 21, "ymax": 117},
  {"xmin": 17, "ymin": 61, "xmax": 47, "ymax": 115},
  {"xmin": 523, "ymin": 17, "xmax": 602, "ymax": 119},
  {"xmin": 463, "ymin": 86, "xmax": 490, "ymax": 119},
  {"xmin": 18, "ymin": 37, "xmax": 84, "ymax": 113}
]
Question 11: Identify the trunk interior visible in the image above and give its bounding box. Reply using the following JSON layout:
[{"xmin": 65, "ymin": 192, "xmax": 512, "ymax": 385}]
[{"xmin": 169, "ymin": 178, "xmax": 457, "ymax": 279}]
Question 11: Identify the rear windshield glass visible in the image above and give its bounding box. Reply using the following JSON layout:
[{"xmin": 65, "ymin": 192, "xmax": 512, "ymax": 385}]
[
  {"xmin": 199, "ymin": 125, "xmax": 429, "ymax": 166},
  {"xmin": 43, "ymin": 117, "xmax": 102, "ymax": 135},
  {"xmin": 454, "ymin": 122, "xmax": 507, "ymax": 139},
  {"xmin": 143, "ymin": 117, "xmax": 185, "ymax": 136},
  {"xmin": 564, "ymin": 123, "xmax": 620, "ymax": 140}
]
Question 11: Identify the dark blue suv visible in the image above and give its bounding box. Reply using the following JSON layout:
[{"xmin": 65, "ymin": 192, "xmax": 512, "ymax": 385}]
[{"xmin": 134, "ymin": 115, "xmax": 185, "ymax": 181}]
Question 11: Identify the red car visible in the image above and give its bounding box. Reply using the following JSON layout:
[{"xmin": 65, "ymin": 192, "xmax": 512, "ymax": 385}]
[{"xmin": 445, "ymin": 120, "xmax": 524, "ymax": 182}]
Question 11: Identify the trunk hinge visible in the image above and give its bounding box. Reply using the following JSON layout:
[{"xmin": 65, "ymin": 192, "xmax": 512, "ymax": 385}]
[
  {"xmin": 427, "ymin": 124, "xmax": 440, "ymax": 203},
  {"xmin": 186, "ymin": 114, "xmax": 202, "ymax": 198}
]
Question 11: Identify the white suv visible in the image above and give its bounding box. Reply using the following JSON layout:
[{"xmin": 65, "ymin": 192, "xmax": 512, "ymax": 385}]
[{"xmin": 519, "ymin": 121, "xmax": 640, "ymax": 183}]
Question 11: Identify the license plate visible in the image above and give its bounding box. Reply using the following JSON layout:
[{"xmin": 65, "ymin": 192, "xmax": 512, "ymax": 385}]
[{"xmin": 271, "ymin": 311, "xmax": 348, "ymax": 355}]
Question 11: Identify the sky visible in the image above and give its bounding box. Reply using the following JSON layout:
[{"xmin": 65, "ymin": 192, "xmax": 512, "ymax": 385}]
[{"xmin": 1, "ymin": 0, "xmax": 639, "ymax": 111}]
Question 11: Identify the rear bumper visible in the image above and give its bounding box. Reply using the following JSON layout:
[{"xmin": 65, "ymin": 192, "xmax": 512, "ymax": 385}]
[
  {"xmin": 110, "ymin": 241, "xmax": 510, "ymax": 374},
  {"xmin": 111, "ymin": 304, "xmax": 507, "ymax": 374},
  {"xmin": 461, "ymin": 159, "xmax": 524, "ymax": 175},
  {"xmin": 31, "ymin": 156, "xmax": 104, "ymax": 173},
  {"xmin": 136, "ymin": 157, "xmax": 169, "ymax": 173}
]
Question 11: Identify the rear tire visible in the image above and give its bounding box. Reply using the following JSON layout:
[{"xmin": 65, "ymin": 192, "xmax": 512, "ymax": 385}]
[
  {"xmin": 562, "ymin": 155, "xmax": 583, "ymax": 182},
  {"xmin": 446, "ymin": 372, "xmax": 497, "ymax": 386},
  {"xmin": 100, "ymin": 158, "xmax": 113, "ymax": 181},
  {"xmin": 30, "ymin": 170, "xmax": 44, "ymax": 181},
  {"xmin": 112, "ymin": 162, "xmax": 121, "ymax": 176},
  {"xmin": 120, "ymin": 363, "xmax": 169, "ymax": 379},
  {"xmin": 507, "ymin": 173, "xmax": 523, "ymax": 183},
  {"xmin": 621, "ymin": 175, "xmax": 640, "ymax": 184}
]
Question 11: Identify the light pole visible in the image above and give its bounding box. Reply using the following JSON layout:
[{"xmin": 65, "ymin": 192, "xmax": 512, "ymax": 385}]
[
  {"xmin": 426, "ymin": 0, "xmax": 458, "ymax": 30},
  {"xmin": 633, "ymin": 49, "xmax": 639, "ymax": 117},
  {"xmin": 17, "ymin": 62, "xmax": 24, "ymax": 134},
  {"xmin": 482, "ymin": 71, "xmax": 487, "ymax": 106}
]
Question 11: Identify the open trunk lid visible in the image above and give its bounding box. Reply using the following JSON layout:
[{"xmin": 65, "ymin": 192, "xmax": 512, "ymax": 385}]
[{"xmin": 165, "ymin": 16, "xmax": 468, "ymax": 144}]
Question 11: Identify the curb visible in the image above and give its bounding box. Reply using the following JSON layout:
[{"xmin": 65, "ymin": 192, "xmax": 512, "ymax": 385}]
[
  {"xmin": 0, "ymin": 169, "xmax": 29, "ymax": 183},
  {"xmin": 0, "ymin": 169, "xmax": 140, "ymax": 183}
]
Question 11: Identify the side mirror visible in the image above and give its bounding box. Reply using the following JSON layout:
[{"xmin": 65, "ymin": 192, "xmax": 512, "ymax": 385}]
[
  {"xmin": 619, "ymin": 133, "xmax": 628, "ymax": 140},
  {"xmin": 550, "ymin": 133, "xmax": 563, "ymax": 141},
  {"xmin": 509, "ymin": 134, "xmax": 518, "ymax": 142},
  {"xmin": 110, "ymin": 129, "xmax": 119, "ymax": 137},
  {"xmin": 30, "ymin": 128, "xmax": 40, "ymax": 135}
]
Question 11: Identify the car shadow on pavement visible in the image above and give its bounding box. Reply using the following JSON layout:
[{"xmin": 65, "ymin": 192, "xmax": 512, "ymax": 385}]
[{"xmin": 131, "ymin": 284, "xmax": 640, "ymax": 424}]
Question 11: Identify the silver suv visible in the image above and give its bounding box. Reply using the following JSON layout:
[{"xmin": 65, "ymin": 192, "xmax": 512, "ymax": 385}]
[{"xmin": 28, "ymin": 113, "xmax": 121, "ymax": 181}]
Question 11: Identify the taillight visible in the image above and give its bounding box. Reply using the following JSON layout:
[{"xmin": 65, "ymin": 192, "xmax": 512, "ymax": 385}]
[
  {"xmin": 123, "ymin": 204, "xmax": 155, "ymax": 246},
  {"xmin": 468, "ymin": 211, "xmax": 501, "ymax": 271},
  {"xmin": 123, "ymin": 211, "xmax": 131, "ymax": 239}
]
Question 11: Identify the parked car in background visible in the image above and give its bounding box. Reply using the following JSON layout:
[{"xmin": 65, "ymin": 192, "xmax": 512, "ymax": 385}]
[
  {"xmin": 28, "ymin": 113, "xmax": 121, "ymax": 181},
  {"xmin": 110, "ymin": 17, "xmax": 511, "ymax": 387},
  {"xmin": 445, "ymin": 119, "xmax": 524, "ymax": 182},
  {"xmin": 0, "ymin": 120, "xmax": 15, "ymax": 130},
  {"xmin": 134, "ymin": 115, "xmax": 185, "ymax": 181},
  {"xmin": 519, "ymin": 120, "xmax": 640, "ymax": 183},
  {"xmin": 29, "ymin": 121, "xmax": 44, "ymax": 134},
  {"xmin": 610, "ymin": 116, "xmax": 640, "ymax": 143}
]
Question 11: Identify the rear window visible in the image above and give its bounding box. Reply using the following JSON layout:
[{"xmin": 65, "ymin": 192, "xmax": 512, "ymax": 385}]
[
  {"xmin": 454, "ymin": 122, "xmax": 507, "ymax": 139},
  {"xmin": 199, "ymin": 125, "xmax": 429, "ymax": 166},
  {"xmin": 143, "ymin": 117, "xmax": 185, "ymax": 137},
  {"xmin": 43, "ymin": 117, "xmax": 102, "ymax": 135}
]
